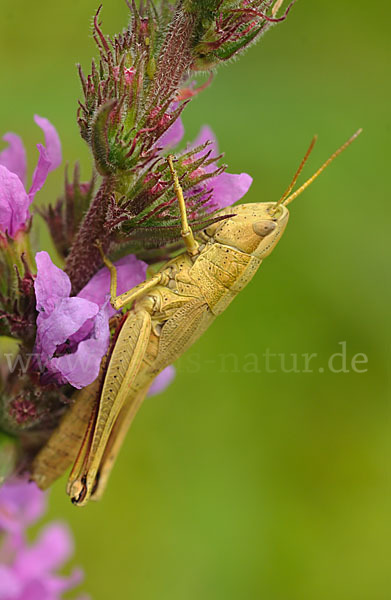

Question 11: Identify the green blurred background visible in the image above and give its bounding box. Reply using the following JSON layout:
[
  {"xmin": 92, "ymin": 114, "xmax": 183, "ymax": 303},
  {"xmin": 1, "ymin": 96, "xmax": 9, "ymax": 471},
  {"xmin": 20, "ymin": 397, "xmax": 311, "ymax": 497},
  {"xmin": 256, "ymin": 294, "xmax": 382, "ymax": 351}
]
[{"xmin": 1, "ymin": 1, "xmax": 390, "ymax": 598}]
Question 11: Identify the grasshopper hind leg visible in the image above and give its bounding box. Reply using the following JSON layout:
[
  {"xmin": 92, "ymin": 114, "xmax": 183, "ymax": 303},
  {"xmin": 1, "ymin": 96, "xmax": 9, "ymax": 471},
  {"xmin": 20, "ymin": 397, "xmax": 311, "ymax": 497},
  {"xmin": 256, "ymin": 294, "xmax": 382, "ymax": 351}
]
[
  {"xmin": 68, "ymin": 309, "xmax": 152, "ymax": 506},
  {"xmin": 89, "ymin": 385, "xmax": 150, "ymax": 502}
]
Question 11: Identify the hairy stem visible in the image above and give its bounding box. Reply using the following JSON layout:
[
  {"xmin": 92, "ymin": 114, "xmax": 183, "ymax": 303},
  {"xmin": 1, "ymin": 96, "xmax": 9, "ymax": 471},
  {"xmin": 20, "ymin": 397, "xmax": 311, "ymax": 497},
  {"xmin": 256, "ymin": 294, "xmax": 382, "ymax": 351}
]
[
  {"xmin": 65, "ymin": 179, "xmax": 113, "ymax": 294},
  {"xmin": 66, "ymin": 5, "xmax": 200, "ymax": 295},
  {"xmin": 147, "ymin": 3, "xmax": 197, "ymax": 109}
]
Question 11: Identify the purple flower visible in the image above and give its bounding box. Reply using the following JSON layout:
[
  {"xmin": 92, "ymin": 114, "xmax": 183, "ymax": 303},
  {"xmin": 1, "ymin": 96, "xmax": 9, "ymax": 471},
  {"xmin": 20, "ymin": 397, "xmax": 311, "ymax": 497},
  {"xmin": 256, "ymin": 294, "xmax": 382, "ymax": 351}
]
[
  {"xmin": 187, "ymin": 125, "xmax": 253, "ymax": 211},
  {"xmin": 34, "ymin": 251, "xmax": 147, "ymax": 389},
  {"xmin": 160, "ymin": 118, "xmax": 252, "ymax": 212},
  {"xmin": 0, "ymin": 116, "xmax": 62, "ymax": 238},
  {"xmin": 148, "ymin": 365, "xmax": 176, "ymax": 397},
  {"xmin": 0, "ymin": 479, "xmax": 46, "ymax": 536},
  {"xmin": 158, "ymin": 106, "xmax": 185, "ymax": 150},
  {"xmin": 0, "ymin": 479, "xmax": 86, "ymax": 600},
  {"xmin": 0, "ymin": 524, "xmax": 84, "ymax": 600},
  {"xmin": 33, "ymin": 250, "xmax": 176, "ymax": 395},
  {"xmin": 154, "ymin": 109, "xmax": 252, "ymax": 212},
  {"xmin": 78, "ymin": 254, "xmax": 147, "ymax": 320},
  {"xmin": 0, "ymin": 134, "xmax": 27, "ymax": 186}
]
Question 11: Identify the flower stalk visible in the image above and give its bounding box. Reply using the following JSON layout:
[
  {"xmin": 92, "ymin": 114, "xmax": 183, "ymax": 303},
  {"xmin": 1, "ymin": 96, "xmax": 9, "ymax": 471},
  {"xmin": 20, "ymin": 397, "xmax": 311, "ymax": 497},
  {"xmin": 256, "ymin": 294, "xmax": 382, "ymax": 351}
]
[
  {"xmin": 65, "ymin": 178, "xmax": 114, "ymax": 293},
  {"xmin": 0, "ymin": 0, "xmax": 294, "ymax": 480}
]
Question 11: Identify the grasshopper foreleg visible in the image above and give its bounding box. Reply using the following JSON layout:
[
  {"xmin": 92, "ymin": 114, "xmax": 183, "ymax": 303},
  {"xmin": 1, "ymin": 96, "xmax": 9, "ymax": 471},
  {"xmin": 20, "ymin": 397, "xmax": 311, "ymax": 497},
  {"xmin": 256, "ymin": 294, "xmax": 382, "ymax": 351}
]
[
  {"xmin": 167, "ymin": 155, "xmax": 199, "ymax": 257},
  {"xmin": 95, "ymin": 241, "xmax": 164, "ymax": 311}
]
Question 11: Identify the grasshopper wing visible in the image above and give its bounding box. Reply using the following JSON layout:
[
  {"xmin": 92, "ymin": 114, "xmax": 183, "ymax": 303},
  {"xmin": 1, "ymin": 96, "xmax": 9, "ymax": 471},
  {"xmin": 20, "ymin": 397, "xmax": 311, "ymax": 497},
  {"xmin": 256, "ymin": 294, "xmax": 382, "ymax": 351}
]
[
  {"xmin": 157, "ymin": 298, "xmax": 211, "ymax": 367},
  {"xmin": 30, "ymin": 377, "xmax": 102, "ymax": 490}
]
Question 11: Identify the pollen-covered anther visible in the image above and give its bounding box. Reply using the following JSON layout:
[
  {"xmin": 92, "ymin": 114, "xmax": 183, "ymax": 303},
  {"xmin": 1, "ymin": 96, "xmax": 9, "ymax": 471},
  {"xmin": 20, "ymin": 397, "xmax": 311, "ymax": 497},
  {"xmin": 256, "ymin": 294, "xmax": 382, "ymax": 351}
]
[{"xmin": 252, "ymin": 220, "xmax": 277, "ymax": 237}]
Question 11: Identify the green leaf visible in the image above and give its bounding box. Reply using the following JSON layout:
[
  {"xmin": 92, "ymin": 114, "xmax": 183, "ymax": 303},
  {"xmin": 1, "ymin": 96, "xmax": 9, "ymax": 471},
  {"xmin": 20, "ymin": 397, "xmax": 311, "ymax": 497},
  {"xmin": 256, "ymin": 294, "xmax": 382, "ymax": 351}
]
[{"xmin": 90, "ymin": 100, "xmax": 117, "ymax": 176}]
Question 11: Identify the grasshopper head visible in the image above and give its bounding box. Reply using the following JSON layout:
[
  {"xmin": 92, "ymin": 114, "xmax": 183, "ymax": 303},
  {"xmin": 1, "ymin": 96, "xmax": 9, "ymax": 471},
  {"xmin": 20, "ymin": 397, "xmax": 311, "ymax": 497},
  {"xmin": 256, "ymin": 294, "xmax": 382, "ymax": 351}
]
[
  {"xmin": 203, "ymin": 129, "xmax": 362, "ymax": 260},
  {"xmin": 205, "ymin": 202, "xmax": 289, "ymax": 259}
]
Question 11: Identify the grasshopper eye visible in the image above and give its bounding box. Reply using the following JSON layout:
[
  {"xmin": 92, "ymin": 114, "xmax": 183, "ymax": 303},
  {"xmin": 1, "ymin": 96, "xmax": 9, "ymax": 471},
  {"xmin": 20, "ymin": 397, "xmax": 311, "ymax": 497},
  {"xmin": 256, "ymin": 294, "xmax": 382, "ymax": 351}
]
[{"xmin": 252, "ymin": 221, "xmax": 277, "ymax": 237}]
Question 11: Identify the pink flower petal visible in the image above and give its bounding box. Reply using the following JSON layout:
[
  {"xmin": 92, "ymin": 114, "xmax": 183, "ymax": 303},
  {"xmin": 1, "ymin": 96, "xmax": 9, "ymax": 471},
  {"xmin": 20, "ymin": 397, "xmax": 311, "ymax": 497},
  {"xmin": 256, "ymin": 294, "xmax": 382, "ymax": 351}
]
[
  {"xmin": 34, "ymin": 252, "xmax": 71, "ymax": 315},
  {"xmin": 0, "ymin": 479, "xmax": 85, "ymax": 600},
  {"xmin": 0, "ymin": 565, "xmax": 22, "ymax": 598},
  {"xmin": 159, "ymin": 116, "xmax": 185, "ymax": 150},
  {"xmin": 0, "ymin": 165, "xmax": 30, "ymax": 238},
  {"xmin": 191, "ymin": 125, "xmax": 219, "ymax": 168},
  {"xmin": 37, "ymin": 297, "xmax": 99, "ymax": 360},
  {"xmin": 0, "ymin": 133, "xmax": 27, "ymax": 186},
  {"xmin": 148, "ymin": 366, "xmax": 176, "ymax": 396},
  {"xmin": 33, "ymin": 252, "xmax": 111, "ymax": 389},
  {"xmin": 44, "ymin": 568, "xmax": 84, "ymax": 595},
  {"xmin": 207, "ymin": 171, "xmax": 253, "ymax": 210},
  {"xmin": 34, "ymin": 115, "xmax": 62, "ymax": 172},
  {"xmin": 0, "ymin": 479, "xmax": 46, "ymax": 535},
  {"xmin": 15, "ymin": 522, "xmax": 74, "ymax": 578},
  {"xmin": 29, "ymin": 116, "xmax": 62, "ymax": 201},
  {"xmin": 15, "ymin": 580, "xmax": 50, "ymax": 600},
  {"xmin": 78, "ymin": 254, "xmax": 148, "ymax": 317},
  {"xmin": 29, "ymin": 144, "xmax": 52, "ymax": 201},
  {"xmin": 50, "ymin": 304, "xmax": 110, "ymax": 389},
  {"xmin": 186, "ymin": 126, "xmax": 253, "ymax": 210}
]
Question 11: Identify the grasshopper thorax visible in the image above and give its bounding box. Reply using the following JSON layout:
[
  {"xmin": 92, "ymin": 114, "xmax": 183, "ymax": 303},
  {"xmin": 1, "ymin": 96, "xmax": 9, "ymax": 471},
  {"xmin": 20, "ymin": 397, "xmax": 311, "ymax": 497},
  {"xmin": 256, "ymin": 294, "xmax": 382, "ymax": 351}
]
[{"xmin": 203, "ymin": 202, "xmax": 289, "ymax": 260}]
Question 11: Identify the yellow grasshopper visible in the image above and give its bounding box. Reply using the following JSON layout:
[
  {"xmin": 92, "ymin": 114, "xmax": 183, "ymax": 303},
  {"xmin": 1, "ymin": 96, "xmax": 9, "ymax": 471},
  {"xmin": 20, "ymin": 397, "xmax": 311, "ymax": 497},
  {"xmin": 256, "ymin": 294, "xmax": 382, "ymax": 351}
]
[{"xmin": 31, "ymin": 130, "xmax": 361, "ymax": 505}]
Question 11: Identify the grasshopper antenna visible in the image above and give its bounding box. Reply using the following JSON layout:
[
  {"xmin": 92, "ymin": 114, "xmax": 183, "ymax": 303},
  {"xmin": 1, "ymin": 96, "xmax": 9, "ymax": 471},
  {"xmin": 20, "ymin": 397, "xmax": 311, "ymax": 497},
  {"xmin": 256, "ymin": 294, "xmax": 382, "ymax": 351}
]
[
  {"xmin": 283, "ymin": 129, "xmax": 363, "ymax": 207},
  {"xmin": 273, "ymin": 135, "xmax": 318, "ymax": 212},
  {"xmin": 167, "ymin": 155, "xmax": 199, "ymax": 256}
]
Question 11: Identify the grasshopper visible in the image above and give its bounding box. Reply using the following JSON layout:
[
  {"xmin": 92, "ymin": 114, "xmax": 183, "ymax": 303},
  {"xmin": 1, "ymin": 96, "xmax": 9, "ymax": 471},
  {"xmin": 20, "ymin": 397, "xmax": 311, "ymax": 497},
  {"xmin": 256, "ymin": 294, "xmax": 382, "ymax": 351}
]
[{"xmin": 31, "ymin": 130, "xmax": 361, "ymax": 505}]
